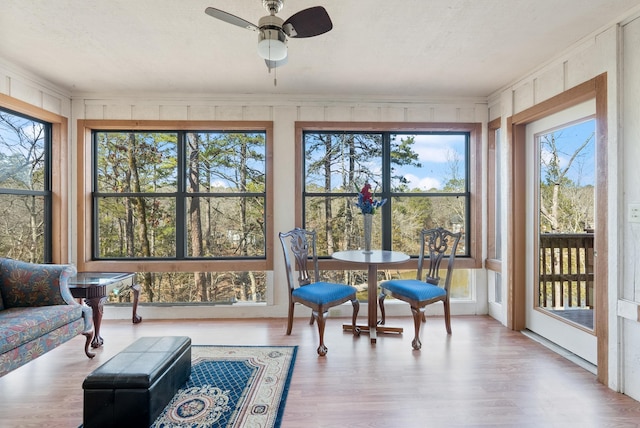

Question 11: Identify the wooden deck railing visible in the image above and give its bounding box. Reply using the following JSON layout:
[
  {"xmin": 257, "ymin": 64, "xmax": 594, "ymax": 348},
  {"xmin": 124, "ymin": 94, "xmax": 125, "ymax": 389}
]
[{"xmin": 539, "ymin": 233, "xmax": 594, "ymax": 309}]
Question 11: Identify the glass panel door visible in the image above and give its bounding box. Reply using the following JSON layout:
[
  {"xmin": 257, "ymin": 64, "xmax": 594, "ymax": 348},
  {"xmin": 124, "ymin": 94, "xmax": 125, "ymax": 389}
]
[
  {"xmin": 537, "ymin": 119, "xmax": 595, "ymax": 330},
  {"xmin": 525, "ymin": 100, "xmax": 597, "ymax": 365}
]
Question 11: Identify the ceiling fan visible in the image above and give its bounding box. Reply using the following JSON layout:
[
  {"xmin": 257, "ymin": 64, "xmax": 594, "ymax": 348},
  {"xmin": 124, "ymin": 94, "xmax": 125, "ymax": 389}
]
[{"xmin": 205, "ymin": 0, "xmax": 333, "ymax": 70}]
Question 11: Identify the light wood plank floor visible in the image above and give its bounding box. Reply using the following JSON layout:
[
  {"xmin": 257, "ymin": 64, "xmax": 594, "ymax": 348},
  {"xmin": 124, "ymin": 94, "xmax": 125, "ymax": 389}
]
[{"xmin": 1, "ymin": 315, "xmax": 639, "ymax": 427}]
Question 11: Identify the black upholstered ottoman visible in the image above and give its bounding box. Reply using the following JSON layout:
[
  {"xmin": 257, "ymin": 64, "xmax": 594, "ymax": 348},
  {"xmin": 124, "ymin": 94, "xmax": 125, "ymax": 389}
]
[{"xmin": 82, "ymin": 336, "xmax": 191, "ymax": 428}]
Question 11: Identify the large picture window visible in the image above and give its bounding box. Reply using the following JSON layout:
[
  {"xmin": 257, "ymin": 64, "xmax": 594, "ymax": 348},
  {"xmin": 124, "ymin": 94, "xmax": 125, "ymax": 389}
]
[
  {"xmin": 296, "ymin": 122, "xmax": 481, "ymax": 302},
  {"xmin": 77, "ymin": 120, "xmax": 273, "ymax": 306},
  {"xmin": 300, "ymin": 127, "xmax": 476, "ymax": 258},
  {"xmin": 0, "ymin": 107, "xmax": 52, "ymax": 263},
  {"xmin": 93, "ymin": 130, "xmax": 266, "ymax": 260}
]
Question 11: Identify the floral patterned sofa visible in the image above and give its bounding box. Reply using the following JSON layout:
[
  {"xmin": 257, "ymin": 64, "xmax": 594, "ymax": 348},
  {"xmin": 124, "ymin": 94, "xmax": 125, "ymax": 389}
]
[{"xmin": 0, "ymin": 258, "xmax": 94, "ymax": 377}]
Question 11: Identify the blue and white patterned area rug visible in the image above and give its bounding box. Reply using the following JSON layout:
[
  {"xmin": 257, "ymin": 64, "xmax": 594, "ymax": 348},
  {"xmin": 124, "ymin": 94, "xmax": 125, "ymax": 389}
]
[{"xmin": 152, "ymin": 345, "xmax": 297, "ymax": 428}]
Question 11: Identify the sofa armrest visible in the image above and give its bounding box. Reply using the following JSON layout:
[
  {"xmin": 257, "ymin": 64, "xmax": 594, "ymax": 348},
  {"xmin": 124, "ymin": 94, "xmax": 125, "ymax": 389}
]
[
  {"xmin": 80, "ymin": 304, "xmax": 94, "ymax": 332},
  {"xmin": 0, "ymin": 258, "xmax": 78, "ymax": 308}
]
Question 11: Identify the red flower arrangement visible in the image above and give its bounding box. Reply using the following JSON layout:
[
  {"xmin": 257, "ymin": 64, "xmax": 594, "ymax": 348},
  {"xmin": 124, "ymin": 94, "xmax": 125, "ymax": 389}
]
[{"xmin": 355, "ymin": 182, "xmax": 386, "ymax": 215}]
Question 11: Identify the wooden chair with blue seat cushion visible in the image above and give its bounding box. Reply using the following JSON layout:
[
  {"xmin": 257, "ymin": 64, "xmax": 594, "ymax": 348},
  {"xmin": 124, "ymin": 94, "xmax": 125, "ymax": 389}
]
[
  {"xmin": 279, "ymin": 227, "xmax": 360, "ymax": 356},
  {"xmin": 379, "ymin": 227, "xmax": 461, "ymax": 350}
]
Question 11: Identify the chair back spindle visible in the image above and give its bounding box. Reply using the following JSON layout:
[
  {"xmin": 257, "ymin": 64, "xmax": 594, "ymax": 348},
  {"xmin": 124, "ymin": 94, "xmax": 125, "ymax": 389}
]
[
  {"xmin": 279, "ymin": 228, "xmax": 320, "ymax": 289},
  {"xmin": 418, "ymin": 228, "xmax": 461, "ymax": 290}
]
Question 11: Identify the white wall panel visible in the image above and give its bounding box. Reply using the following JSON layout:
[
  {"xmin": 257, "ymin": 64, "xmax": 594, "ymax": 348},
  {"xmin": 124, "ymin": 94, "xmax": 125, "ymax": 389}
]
[
  {"xmin": 159, "ymin": 105, "xmax": 188, "ymax": 120},
  {"xmin": 41, "ymin": 92, "xmax": 63, "ymax": 116},
  {"xmin": 433, "ymin": 105, "xmax": 459, "ymax": 122},
  {"xmin": 104, "ymin": 104, "xmax": 132, "ymax": 120},
  {"xmin": 84, "ymin": 104, "xmax": 105, "ymax": 120},
  {"xmin": 0, "ymin": 72, "xmax": 8, "ymax": 95},
  {"xmin": 474, "ymin": 103, "xmax": 490, "ymax": 123},
  {"xmin": 324, "ymin": 105, "xmax": 352, "ymax": 122},
  {"xmin": 352, "ymin": 106, "xmax": 380, "ymax": 122},
  {"xmin": 512, "ymin": 81, "xmax": 534, "ymax": 113},
  {"xmin": 0, "ymin": 74, "xmax": 70, "ymax": 117},
  {"xmin": 296, "ymin": 106, "xmax": 324, "ymax": 121},
  {"xmin": 487, "ymin": 98, "xmax": 501, "ymax": 122},
  {"xmin": 243, "ymin": 105, "xmax": 272, "ymax": 120},
  {"xmin": 457, "ymin": 107, "xmax": 477, "ymax": 123},
  {"xmin": 132, "ymin": 104, "xmax": 160, "ymax": 120},
  {"xmin": 406, "ymin": 107, "xmax": 434, "ymax": 122},
  {"xmin": 623, "ymin": 16, "xmax": 640, "ymax": 303},
  {"xmin": 188, "ymin": 105, "xmax": 214, "ymax": 120},
  {"xmin": 623, "ymin": 320, "xmax": 640, "ymax": 399},
  {"xmin": 565, "ymin": 34, "xmax": 609, "ymax": 89},
  {"xmin": 10, "ymin": 80, "xmax": 42, "ymax": 108},
  {"xmin": 621, "ymin": 18, "xmax": 640, "ymax": 400},
  {"xmin": 272, "ymin": 105, "xmax": 297, "ymax": 307},
  {"xmin": 533, "ymin": 64, "xmax": 565, "ymax": 104},
  {"xmin": 215, "ymin": 105, "xmax": 243, "ymax": 120},
  {"xmin": 380, "ymin": 106, "xmax": 406, "ymax": 122}
]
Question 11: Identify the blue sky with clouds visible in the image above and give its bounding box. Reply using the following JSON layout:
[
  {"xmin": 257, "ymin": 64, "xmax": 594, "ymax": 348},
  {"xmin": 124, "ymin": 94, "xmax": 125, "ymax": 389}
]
[
  {"xmin": 538, "ymin": 118, "xmax": 595, "ymax": 186},
  {"xmin": 392, "ymin": 134, "xmax": 467, "ymax": 191}
]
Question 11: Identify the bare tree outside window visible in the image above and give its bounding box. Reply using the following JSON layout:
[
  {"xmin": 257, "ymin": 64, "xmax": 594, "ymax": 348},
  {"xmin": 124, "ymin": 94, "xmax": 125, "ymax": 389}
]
[
  {"xmin": 539, "ymin": 125, "xmax": 595, "ymax": 233},
  {"xmin": 303, "ymin": 131, "xmax": 469, "ymax": 257},
  {"xmin": 0, "ymin": 110, "xmax": 50, "ymax": 263},
  {"xmin": 303, "ymin": 129, "xmax": 471, "ymax": 299},
  {"xmin": 537, "ymin": 118, "xmax": 596, "ymax": 327},
  {"xmin": 93, "ymin": 130, "xmax": 267, "ymax": 305}
]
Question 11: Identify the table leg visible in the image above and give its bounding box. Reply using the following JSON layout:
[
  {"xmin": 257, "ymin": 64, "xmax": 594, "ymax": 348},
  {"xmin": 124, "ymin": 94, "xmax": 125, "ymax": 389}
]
[
  {"xmin": 342, "ymin": 260, "xmax": 403, "ymax": 339},
  {"xmin": 366, "ymin": 264, "xmax": 403, "ymax": 338},
  {"xmin": 368, "ymin": 264, "xmax": 378, "ymax": 343},
  {"xmin": 86, "ymin": 296, "xmax": 106, "ymax": 348},
  {"xmin": 131, "ymin": 283, "xmax": 142, "ymax": 324}
]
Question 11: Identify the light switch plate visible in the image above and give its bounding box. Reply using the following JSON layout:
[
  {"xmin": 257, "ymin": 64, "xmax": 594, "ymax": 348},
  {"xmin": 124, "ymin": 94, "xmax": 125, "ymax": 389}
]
[{"xmin": 630, "ymin": 203, "xmax": 640, "ymax": 223}]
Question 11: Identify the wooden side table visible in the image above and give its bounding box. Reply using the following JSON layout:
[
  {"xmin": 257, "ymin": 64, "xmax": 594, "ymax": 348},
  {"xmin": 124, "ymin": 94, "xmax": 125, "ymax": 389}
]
[{"xmin": 68, "ymin": 272, "xmax": 141, "ymax": 348}]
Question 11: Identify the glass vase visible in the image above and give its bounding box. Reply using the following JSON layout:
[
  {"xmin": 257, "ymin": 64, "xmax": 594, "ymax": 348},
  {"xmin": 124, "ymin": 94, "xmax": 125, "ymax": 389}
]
[{"xmin": 363, "ymin": 213, "xmax": 373, "ymax": 253}]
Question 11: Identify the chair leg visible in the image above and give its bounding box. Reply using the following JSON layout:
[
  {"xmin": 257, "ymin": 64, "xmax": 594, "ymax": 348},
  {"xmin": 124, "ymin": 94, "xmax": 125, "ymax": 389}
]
[
  {"xmin": 351, "ymin": 299, "xmax": 361, "ymax": 336},
  {"xmin": 309, "ymin": 313, "xmax": 315, "ymax": 325},
  {"xmin": 286, "ymin": 301, "xmax": 295, "ymax": 335},
  {"xmin": 315, "ymin": 311, "xmax": 328, "ymax": 356},
  {"xmin": 410, "ymin": 306, "xmax": 422, "ymax": 350},
  {"xmin": 443, "ymin": 298, "xmax": 452, "ymax": 335},
  {"xmin": 378, "ymin": 292, "xmax": 387, "ymax": 325}
]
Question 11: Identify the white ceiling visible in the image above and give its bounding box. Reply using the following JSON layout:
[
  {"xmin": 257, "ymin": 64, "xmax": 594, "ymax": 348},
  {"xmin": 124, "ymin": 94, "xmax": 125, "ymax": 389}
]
[{"xmin": 1, "ymin": 0, "xmax": 639, "ymax": 99}]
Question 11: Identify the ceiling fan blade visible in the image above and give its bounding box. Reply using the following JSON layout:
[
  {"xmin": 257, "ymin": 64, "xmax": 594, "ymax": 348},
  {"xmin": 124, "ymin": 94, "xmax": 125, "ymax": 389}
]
[
  {"xmin": 205, "ymin": 7, "xmax": 258, "ymax": 31},
  {"xmin": 265, "ymin": 56, "xmax": 288, "ymax": 70},
  {"xmin": 282, "ymin": 6, "xmax": 332, "ymax": 38}
]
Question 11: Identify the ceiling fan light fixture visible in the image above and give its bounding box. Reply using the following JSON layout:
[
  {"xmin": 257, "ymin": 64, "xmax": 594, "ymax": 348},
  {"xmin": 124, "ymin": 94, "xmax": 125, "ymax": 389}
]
[
  {"xmin": 257, "ymin": 28, "xmax": 287, "ymax": 61},
  {"xmin": 205, "ymin": 2, "xmax": 333, "ymax": 69}
]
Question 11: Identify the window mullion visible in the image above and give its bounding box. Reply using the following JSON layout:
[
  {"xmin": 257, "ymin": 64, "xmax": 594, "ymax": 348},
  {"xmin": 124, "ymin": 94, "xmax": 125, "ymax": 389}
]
[
  {"xmin": 381, "ymin": 132, "xmax": 392, "ymax": 250},
  {"xmin": 176, "ymin": 132, "xmax": 186, "ymax": 259}
]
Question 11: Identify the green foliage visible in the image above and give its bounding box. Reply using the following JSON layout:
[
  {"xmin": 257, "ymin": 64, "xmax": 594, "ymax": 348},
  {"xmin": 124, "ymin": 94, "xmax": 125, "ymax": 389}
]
[
  {"xmin": 390, "ymin": 135, "xmax": 421, "ymax": 188},
  {"xmin": 94, "ymin": 130, "xmax": 267, "ymax": 302},
  {"xmin": 303, "ymin": 131, "xmax": 468, "ymax": 259},
  {"xmin": 0, "ymin": 110, "xmax": 49, "ymax": 263},
  {"xmin": 106, "ymin": 271, "xmax": 267, "ymax": 304}
]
